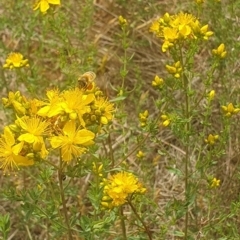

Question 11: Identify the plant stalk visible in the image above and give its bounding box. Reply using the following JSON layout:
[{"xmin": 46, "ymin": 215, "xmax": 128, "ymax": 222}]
[
  {"xmin": 119, "ymin": 206, "xmax": 127, "ymax": 240},
  {"xmin": 128, "ymin": 199, "xmax": 152, "ymax": 240},
  {"xmin": 179, "ymin": 45, "xmax": 190, "ymax": 239},
  {"xmin": 58, "ymin": 151, "xmax": 73, "ymax": 240}
]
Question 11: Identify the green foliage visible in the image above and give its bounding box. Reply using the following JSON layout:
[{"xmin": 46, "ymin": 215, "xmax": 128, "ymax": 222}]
[{"xmin": 0, "ymin": 214, "xmax": 10, "ymax": 240}]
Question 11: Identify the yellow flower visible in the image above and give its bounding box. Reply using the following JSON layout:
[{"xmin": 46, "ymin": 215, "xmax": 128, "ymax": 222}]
[
  {"xmin": 171, "ymin": 12, "xmax": 196, "ymax": 38},
  {"xmin": 163, "ymin": 27, "xmax": 179, "ymax": 41},
  {"xmin": 162, "ymin": 40, "xmax": 174, "ymax": 52},
  {"xmin": 101, "ymin": 172, "xmax": 146, "ymax": 208},
  {"xmin": 210, "ymin": 178, "xmax": 220, "ymax": 188},
  {"xmin": 0, "ymin": 127, "xmax": 34, "ymax": 173},
  {"xmin": 139, "ymin": 110, "xmax": 148, "ymax": 121},
  {"xmin": 161, "ymin": 114, "xmax": 171, "ymax": 127},
  {"xmin": 149, "ymin": 20, "xmax": 160, "ymax": 34},
  {"xmin": 3, "ymin": 52, "xmax": 29, "ymax": 69},
  {"xmin": 38, "ymin": 88, "xmax": 95, "ymax": 127},
  {"xmin": 33, "ymin": 0, "xmax": 60, "ymax": 13},
  {"xmin": 118, "ymin": 15, "xmax": 127, "ymax": 26},
  {"xmin": 205, "ymin": 134, "xmax": 219, "ymax": 145},
  {"xmin": 160, "ymin": 13, "xmax": 171, "ymax": 25},
  {"xmin": 2, "ymin": 91, "xmax": 27, "ymax": 115},
  {"xmin": 139, "ymin": 110, "xmax": 149, "ymax": 127},
  {"xmin": 212, "ymin": 43, "xmax": 227, "ymax": 58},
  {"xmin": 91, "ymin": 97, "xmax": 114, "ymax": 125},
  {"xmin": 17, "ymin": 116, "xmax": 50, "ymax": 158},
  {"xmin": 136, "ymin": 150, "xmax": 145, "ymax": 158},
  {"xmin": 50, "ymin": 120, "xmax": 95, "ymax": 162},
  {"xmin": 166, "ymin": 61, "xmax": 182, "ymax": 78},
  {"xmin": 61, "ymin": 88, "xmax": 95, "ymax": 127},
  {"xmin": 221, "ymin": 103, "xmax": 240, "ymax": 117},
  {"xmin": 207, "ymin": 90, "xmax": 215, "ymax": 101},
  {"xmin": 162, "ymin": 28, "xmax": 178, "ymax": 52},
  {"xmin": 37, "ymin": 89, "xmax": 63, "ymax": 118},
  {"xmin": 150, "ymin": 12, "xmax": 214, "ymax": 52},
  {"xmin": 199, "ymin": 24, "xmax": 214, "ymax": 40},
  {"xmin": 152, "ymin": 75, "xmax": 164, "ymax": 89}
]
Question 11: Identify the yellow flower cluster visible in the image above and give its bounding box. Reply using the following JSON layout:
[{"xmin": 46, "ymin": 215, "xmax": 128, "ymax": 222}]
[
  {"xmin": 101, "ymin": 172, "xmax": 146, "ymax": 208},
  {"xmin": 205, "ymin": 134, "xmax": 219, "ymax": 145},
  {"xmin": 3, "ymin": 52, "xmax": 29, "ymax": 69},
  {"xmin": 166, "ymin": 61, "xmax": 182, "ymax": 78},
  {"xmin": 161, "ymin": 114, "xmax": 171, "ymax": 127},
  {"xmin": 152, "ymin": 75, "xmax": 164, "ymax": 89},
  {"xmin": 0, "ymin": 77, "xmax": 114, "ymax": 173},
  {"xmin": 210, "ymin": 177, "xmax": 220, "ymax": 188},
  {"xmin": 221, "ymin": 103, "xmax": 240, "ymax": 117},
  {"xmin": 207, "ymin": 90, "xmax": 215, "ymax": 102},
  {"xmin": 150, "ymin": 12, "xmax": 213, "ymax": 52},
  {"xmin": 212, "ymin": 43, "xmax": 227, "ymax": 58},
  {"xmin": 118, "ymin": 15, "xmax": 128, "ymax": 27},
  {"xmin": 139, "ymin": 110, "xmax": 149, "ymax": 127}
]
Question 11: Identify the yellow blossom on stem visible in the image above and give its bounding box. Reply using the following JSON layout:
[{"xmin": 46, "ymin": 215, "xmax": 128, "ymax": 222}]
[
  {"xmin": 38, "ymin": 88, "xmax": 95, "ymax": 127},
  {"xmin": 212, "ymin": 43, "xmax": 227, "ymax": 58},
  {"xmin": 207, "ymin": 90, "xmax": 215, "ymax": 101},
  {"xmin": 205, "ymin": 134, "xmax": 219, "ymax": 145},
  {"xmin": 152, "ymin": 75, "xmax": 164, "ymax": 89},
  {"xmin": 139, "ymin": 110, "xmax": 149, "ymax": 127},
  {"xmin": 0, "ymin": 127, "xmax": 34, "ymax": 173},
  {"xmin": 171, "ymin": 12, "xmax": 196, "ymax": 38},
  {"xmin": 118, "ymin": 15, "xmax": 127, "ymax": 26},
  {"xmin": 136, "ymin": 150, "xmax": 145, "ymax": 159},
  {"xmin": 161, "ymin": 114, "xmax": 171, "ymax": 127},
  {"xmin": 60, "ymin": 88, "xmax": 95, "ymax": 127},
  {"xmin": 210, "ymin": 178, "xmax": 220, "ymax": 188},
  {"xmin": 163, "ymin": 27, "xmax": 179, "ymax": 40},
  {"xmin": 3, "ymin": 52, "xmax": 29, "ymax": 69},
  {"xmin": 149, "ymin": 20, "xmax": 160, "ymax": 34},
  {"xmin": 199, "ymin": 24, "xmax": 214, "ymax": 40},
  {"xmin": 91, "ymin": 97, "xmax": 115, "ymax": 125},
  {"xmin": 2, "ymin": 91, "xmax": 27, "ymax": 115},
  {"xmin": 50, "ymin": 120, "xmax": 95, "ymax": 162},
  {"xmin": 150, "ymin": 12, "xmax": 214, "ymax": 52},
  {"xmin": 33, "ymin": 0, "xmax": 61, "ymax": 13},
  {"xmin": 17, "ymin": 116, "xmax": 50, "ymax": 158},
  {"xmin": 37, "ymin": 88, "xmax": 63, "ymax": 118},
  {"xmin": 162, "ymin": 40, "xmax": 174, "ymax": 52},
  {"xmin": 160, "ymin": 12, "xmax": 171, "ymax": 24},
  {"xmin": 166, "ymin": 61, "xmax": 182, "ymax": 78},
  {"xmin": 221, "ymin": 103, "xmax": 240, "ymax": 117},
  {"xmin": 101, "ymin": 171, "xmax": 146, "ymax": 208}
]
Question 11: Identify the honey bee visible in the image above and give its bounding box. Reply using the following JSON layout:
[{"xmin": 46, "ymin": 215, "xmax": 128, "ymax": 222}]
[{"xmin": 78, "ymin": 71, "xmax": 96, "ymax": 91}]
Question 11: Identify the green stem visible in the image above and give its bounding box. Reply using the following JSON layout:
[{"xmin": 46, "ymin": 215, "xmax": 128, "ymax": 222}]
[
  {"xmin": 121, "ymin": 25, "xmax": 128, "ymax": 90},
  {"xmin": 128, "ymin": 199, "xmax": 152, "ymax": 240},
  {"xmin": 58, "ymin": 150, "xmax": 73, "ymax": 240},
  {"xmin": 180, "ymin": 46, "xmax": 190, "ymax": 240},
  {"xmin": 184, "ymin": 73, "xmax": 190, "ymax": 240},
  {"xmin": 119, "ymin": 206, "xmax": 127, "ymax": 240},
  {"xmin": 108, "ymin": 132, "xmax": 115, "ymax": 168}
]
